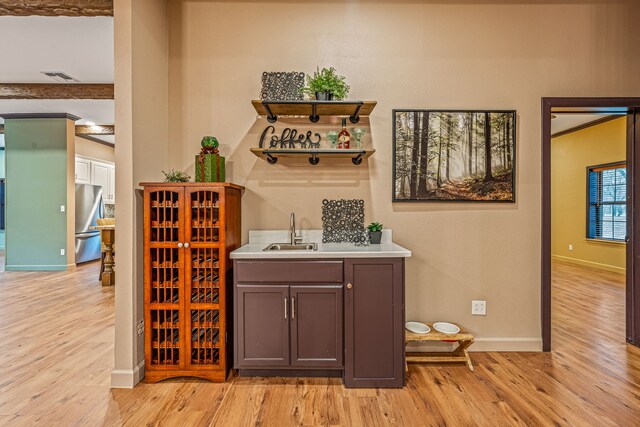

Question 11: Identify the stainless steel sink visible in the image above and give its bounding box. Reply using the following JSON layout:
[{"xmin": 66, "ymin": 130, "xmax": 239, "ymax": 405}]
[{"xmin": 263, "ymin": 243, "xmax": 318, "ymax": 251}]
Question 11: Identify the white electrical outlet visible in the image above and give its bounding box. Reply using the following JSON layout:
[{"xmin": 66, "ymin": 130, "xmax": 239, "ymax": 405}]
[
  {"xmin": 569, "ymin": 244, "xmax": 573, "ymax": 251},
  {"xmin": 60, "ymin": 249, "xmax": 65, "ymax": 256},
  {"xmin": 472, "ymin": 300, "xmax": 487, "ymax": 315},
  {"xmin": 60, "ymin": 205, "xmax": 65, "ymax": 212}
]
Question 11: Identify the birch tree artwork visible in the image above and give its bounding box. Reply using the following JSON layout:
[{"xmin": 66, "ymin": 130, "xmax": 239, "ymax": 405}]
[{"xmin": 393, "ymin": 110, "xmax": 516, "ymax": 202}]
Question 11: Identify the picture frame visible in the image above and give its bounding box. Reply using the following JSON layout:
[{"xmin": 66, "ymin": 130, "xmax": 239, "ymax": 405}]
[{"xmin": 392, "ymin": 109, "xmax": 516, "ymax": 202}]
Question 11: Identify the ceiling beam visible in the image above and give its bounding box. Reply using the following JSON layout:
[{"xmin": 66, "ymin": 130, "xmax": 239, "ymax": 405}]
[
  {"xmin": 0, "ymin": 124, "xmax": 114, "ymax": 136},
  {"xmin": 75, "ymin": 124, "xmax": 114, "ymax": 136},
  {"xmin": 0, "ymin": 83, "xmax": 114, "ymax": 100},
  {"xmin": 0, "ymin": 1, "xmax": 112, "ymax": 16}
]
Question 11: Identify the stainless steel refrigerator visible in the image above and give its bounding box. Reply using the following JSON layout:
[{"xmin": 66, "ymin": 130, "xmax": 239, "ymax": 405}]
[{"xmin": 75, "ymin": 184, "xmax": 104, "ymax": 264}]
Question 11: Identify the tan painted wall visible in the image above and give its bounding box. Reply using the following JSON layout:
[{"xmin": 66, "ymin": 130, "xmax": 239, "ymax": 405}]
[
  {"xmin": 163, "ymin": 0, "xmax": 640, "ymax": 352},
  {"xmin": 112, "ymin": 0, "xmax": 170, "ymax": 388},
  {"xmin": 551, "ymin": 117, "xmax": 626, "ymax": 273},
  {"xmin": 74, "ymin": 136, "xmax": 115, "ymax": 163}
]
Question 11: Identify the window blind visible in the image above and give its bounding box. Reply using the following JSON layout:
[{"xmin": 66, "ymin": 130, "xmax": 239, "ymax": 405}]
[{"xmin": 587, "ymin": 162, "xmax": 627, "ymax": 241}]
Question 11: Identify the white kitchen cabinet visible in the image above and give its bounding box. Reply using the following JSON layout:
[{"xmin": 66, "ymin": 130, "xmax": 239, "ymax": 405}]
[
  {"xmin": 75, "ymin": 158, "xmax": 91, "ymax": 184},
  {"xmin": 91, "ymin": 161, "xmax": 111, "ymax": 202},
  {"xmin": 76, "ymin": 156, "xmax": 116, "ymax": 203},
  {"xmin": 107, "ymin": 164, "xmax": 116, "ymax": 204}
]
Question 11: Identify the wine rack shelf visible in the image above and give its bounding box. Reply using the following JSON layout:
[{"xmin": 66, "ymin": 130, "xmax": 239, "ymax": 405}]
[{"xmin": 142, "ymin": 182, "xmax": 243, "ymax": 383}]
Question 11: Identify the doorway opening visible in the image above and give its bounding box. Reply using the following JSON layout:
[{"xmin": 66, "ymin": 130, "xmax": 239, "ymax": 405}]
[
  {"xmin": 549, "ymin": 112, "xmax": 627, "ymax": 355},
  {"xmin": 542, "ymin": 97, "xmax": 640, "ymax": 351}
]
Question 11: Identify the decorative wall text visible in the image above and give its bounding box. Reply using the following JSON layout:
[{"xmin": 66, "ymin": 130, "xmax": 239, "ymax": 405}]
[{"xmin": 259, "ymin": 126, "xmax": 321, "ymax": 149}]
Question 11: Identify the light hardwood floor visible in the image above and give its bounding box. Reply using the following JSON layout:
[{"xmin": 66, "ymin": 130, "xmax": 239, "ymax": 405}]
[{"xmin": 0, "ymin": 259, "xmax": 639, "ymax": 426}]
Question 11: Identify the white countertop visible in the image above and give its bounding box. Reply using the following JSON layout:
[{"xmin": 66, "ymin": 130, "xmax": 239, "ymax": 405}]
[{"xmin": 230, "ymin": 230, "xmax": 411, "ymax": 259}]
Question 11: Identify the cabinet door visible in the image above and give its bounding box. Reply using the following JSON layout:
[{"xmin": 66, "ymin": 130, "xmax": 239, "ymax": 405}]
[
  {"xmin": 144, "ymin": 187, "xmax": 185, "ymax": 245},
  {"xmin": 344, "ymin": 258, "xmax": 405, "ymax": 388},
  {"xmin": 75, "ymin": 157, "xmax": 91, "ymax": 184},
  {"xmin": 91, "ymin": 161, "xmax": 110, "ymax": 200},
  {"xmin": 143, "ymin": 187, "xmax": 186, "ymax": 371},
  {"xmin": 290, "ymin": 285, "xmax": 343, "ymax": 368},
  {"xmin": 107, "ymin": 164, "xmax": 116, "ymax": 203},
  {"xmin": 186, "ymin": 245, "xmax": 223, "ymax": 370},
  {"xmin": 184, "ymin": 187, "xmax": 221, "ymax": 245},
  {"xmin": 236, "ymin": 285, "xmax": 289, "ymax": 367}
]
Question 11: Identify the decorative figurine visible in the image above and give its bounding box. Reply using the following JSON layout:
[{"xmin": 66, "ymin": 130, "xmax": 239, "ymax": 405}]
[
  {"xmin": 196, "ymin": 136, "xmax": 225, "ymax": 182},
  {"xmin": 201, "ymin": 136, "xmax": 219, "ymax": 149}
]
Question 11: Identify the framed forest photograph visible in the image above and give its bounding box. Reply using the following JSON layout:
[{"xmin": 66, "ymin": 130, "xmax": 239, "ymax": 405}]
[{"xmin": 393, "ymin": 110, "xmax": 516, "ymax": 202}]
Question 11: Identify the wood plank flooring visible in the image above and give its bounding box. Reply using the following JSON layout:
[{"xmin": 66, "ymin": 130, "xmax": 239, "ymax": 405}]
[{"xmin": 0, "ymin": 259, "xmax": 638, "ymax": 426}]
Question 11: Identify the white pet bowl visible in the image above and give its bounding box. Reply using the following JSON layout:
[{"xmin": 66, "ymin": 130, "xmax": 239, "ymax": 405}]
[
  {"xmin": 405, "ymin": 321, "xmax": 431, "ymax": 334},
  {"xmin": 433, "ymin": 322, "xmax": 460, "ymax": 334}
]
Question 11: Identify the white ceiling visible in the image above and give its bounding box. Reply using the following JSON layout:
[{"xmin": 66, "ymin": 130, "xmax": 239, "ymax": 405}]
[
  {"xmin": 551, "ymin": 113, "xmax": 623, "ymax": 135},
  {"xmin": 0, "ymin": 16, "xmax": 114, "ymax": 128},
  {"xmin": 92, "ymin": 134, "xmax": 114, "ymax": 144},
  {"xmin": 0, "ymin": 16, "xmax": 113, "ymax": 83}
]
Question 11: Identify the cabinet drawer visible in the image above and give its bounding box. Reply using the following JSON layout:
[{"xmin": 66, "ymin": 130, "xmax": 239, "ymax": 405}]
[{"xmin": 235, "ymin": 260, "xmax": 343, "ymax": 283}]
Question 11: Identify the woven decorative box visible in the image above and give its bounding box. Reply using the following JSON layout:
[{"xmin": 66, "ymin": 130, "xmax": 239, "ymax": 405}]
[{"xmin": 195, "ymin": 154, "xmax": 225, "ymax": 182}]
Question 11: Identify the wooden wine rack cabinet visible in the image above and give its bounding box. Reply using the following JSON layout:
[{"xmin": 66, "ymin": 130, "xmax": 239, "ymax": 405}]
[{"xmin": 141, "ymin": 182, "xmax": 243, "ymax": 383}]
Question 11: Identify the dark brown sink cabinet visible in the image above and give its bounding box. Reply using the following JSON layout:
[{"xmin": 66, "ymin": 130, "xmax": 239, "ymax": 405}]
[
  {"xmin": 291, "ymin": 285, "xmax": 343, "ymax": 367},
  {"xmin": 344, "ymin": 258, "xmax": 405, "ymax": 388},
  {"xmin": 236, "ymin": 285, "xmax": 290, "ymax": 367},
  {"xmin": 233, "ymin": 258, "xmax": 405, "ymax": 388},
  {"xmin": 234, "ymin": 260, "xmax": 344, "ymax": 373}
]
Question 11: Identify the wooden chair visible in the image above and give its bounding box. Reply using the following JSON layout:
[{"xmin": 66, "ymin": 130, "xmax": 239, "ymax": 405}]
[{"xmin": 97, "ymin": 218, "xmax": 115, "ymax": 280}]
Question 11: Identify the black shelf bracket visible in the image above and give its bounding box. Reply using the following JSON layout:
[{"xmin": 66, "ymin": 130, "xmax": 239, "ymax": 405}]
[
  {"xmin": 263, "ymin": 102, "xmax": 278, "ymax": 123},
  {"xmin": 309, "ymin": 103, "xmax": 319, "ymax": 123},
  {"xmin": 266, "ymin": 153, "xmax": 278, "ymax": 164},
  {"xmin": 309, "ymin": 153, "xmax": 320, "ymax": 165},
  {"xmin": 352, "ymin": 151, "xmax": 364, "ymax": 165},
  {"xmin": 349, "ymin": 102, "xmax": 364, "ymax": 124}
]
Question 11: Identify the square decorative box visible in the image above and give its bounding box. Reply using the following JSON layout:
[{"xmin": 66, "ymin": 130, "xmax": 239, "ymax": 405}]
[{"xmin": 195, "ymin": 154, "xmax": 225, "ymax": 182}]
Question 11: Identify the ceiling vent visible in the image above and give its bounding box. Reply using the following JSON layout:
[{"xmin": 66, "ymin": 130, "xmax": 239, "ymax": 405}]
[{"xmin": 41, "ymin": 71, "xmax": 80, "ymax": 83}]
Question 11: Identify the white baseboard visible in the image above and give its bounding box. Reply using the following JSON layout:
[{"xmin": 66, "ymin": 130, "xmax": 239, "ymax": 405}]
[
  {"xmin": 552, "ymin": 254, "xmax": 625, "ymax": 274},
  {"xmin": 407, "ymin": 337, "xmax": 542, "ymax": 353},
  {"xmin": 111, "ymin": 360, "xmax": 145, "ymax": 388}
]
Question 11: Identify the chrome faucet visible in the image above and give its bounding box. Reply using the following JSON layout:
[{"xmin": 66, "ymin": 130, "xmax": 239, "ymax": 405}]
[{"xmin": 290, "ymin": 212, "xmax": 303, "ymax": 245}]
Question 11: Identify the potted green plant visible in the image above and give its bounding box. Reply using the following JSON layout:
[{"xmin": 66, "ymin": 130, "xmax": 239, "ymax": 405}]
[
  {"xmin": 367, "ymin": 222, "xmax": 383, "ymax": 244},
  {"xmin": 162, "ymin": 169, "xmax": 191, "ymax": 183},
  {"xmin": 301, "ymin": 67, "xmax": 350, "ymax": 101}
]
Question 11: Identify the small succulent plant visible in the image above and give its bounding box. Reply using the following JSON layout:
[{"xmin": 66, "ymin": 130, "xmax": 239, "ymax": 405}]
[
  {"xmin": 162, "ymin": 169, "xmax": 191, "ymax": 183},
  {"xmin": 367, "ymin": 222, "xmax": 383, "ymax": 232}
]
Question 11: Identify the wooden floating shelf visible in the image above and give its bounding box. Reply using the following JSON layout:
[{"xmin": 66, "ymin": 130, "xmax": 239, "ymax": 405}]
[
  {"xmin": 250, "ymin": 148, "xmax": 375, "ymax": 165},
  {"xmin": 251, "ymin": 100, "xmax": 377, "ymax": 124}
]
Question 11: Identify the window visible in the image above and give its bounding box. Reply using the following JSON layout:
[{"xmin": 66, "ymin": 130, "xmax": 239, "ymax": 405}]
[{"xmin": 587, "ymin": 162, "xmax": 627, "ymax": 241}]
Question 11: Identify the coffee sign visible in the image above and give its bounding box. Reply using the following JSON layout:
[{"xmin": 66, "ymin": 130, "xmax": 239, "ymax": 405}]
[{"xmin": 258, "ymin": 126, "xmax": 321, "ymax": 149}]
